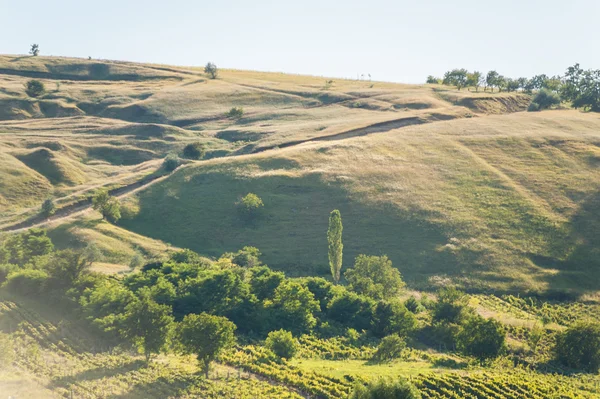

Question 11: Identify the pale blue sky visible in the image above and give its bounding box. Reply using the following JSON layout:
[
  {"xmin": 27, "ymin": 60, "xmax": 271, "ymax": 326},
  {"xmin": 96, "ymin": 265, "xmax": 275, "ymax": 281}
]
[{"xmin": 1, "ymin": 0, "xmax": 598, "ymax": 83}]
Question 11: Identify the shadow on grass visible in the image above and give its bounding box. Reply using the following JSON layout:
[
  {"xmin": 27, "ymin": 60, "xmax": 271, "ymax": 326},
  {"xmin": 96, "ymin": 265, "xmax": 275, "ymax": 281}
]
[{"xmin": 50, "ymin": 359, "xmax": 147, "ymax": 388}]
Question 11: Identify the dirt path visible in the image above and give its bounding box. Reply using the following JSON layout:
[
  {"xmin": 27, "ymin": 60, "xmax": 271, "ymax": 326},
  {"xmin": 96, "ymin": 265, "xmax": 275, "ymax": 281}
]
[
  {"xmin": 0, "ymin": 169, "xmax": 176, "ymax": 233},
  {"xmin": 2, "ymin": 112, "xmax": 462, "ymax": 233}
]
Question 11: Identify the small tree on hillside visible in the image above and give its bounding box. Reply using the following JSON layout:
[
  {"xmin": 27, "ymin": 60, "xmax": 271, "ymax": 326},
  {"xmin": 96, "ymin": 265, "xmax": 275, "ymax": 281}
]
[
  {"xmin": 555, "ymin": 321, "xmax": 600, "ymax": 372},
  {"xmin": 29, "ymin": 44, "xmax": 40, "ymax": 56},
  {"xmin": 345, "ymin": 255, "xmax": 405, "ymax": 300},
  {"xmin": 205, "ymin": 62, "xmax": 218, "ymax": 79},
  {"xmin": 327, "ymin": 210, "xmax": 343, "ymax": 284},
  {"xmin": 457, "ymin": 316, "xmax": 506, "ymax": 363},
  {"xmin": 265, "ymin": 329, "xmax": 298, "ymax": 359},
  {"xmin": 237, "ymin": 193, "xmax": 264, "ymax": 220},
  {"xmin": 163, "ymin": 154, "xmax": 180, "ymax": 172},
  {"xmin": 175, "ymin": 313, "xmax": 236, "ymax": 377},
  {"xmin": 426, "ymin": 75, "xmax": 440, "ymax": 84},
  {"xmin": 120, "ymin": 290, "xmax": 174, "ymax": 362},
  {"xmin": 443, "ymin": 69, "xmax": 468, "ymax": 90},
  {"xmin": 372, "ymin": 335, "xmax": 407, "ymax": 362},
  {"xmin": 486, "ymin": 70, "xmax": 499, "ymax": 92},
  {"xmin": 41, "ymin": 198, "xmax": 56, "ymax": 217},
  {"xmin": 466, "ymin": 71, "xmax": 482, "ymax": 92},
  {"xmin": 182, "ymin": 142, "xmax": 206, "ymax": 160},
  {"xmin": 528, "ymin": 89, "xmax": 561, "ymax": 112},
  {"xmin": 25, "ymin": 80, "xmax": 45, "ymax": 97},
  {"xmin": 92, "ymin": 189, "xmax": 121, "ymax": 223}
]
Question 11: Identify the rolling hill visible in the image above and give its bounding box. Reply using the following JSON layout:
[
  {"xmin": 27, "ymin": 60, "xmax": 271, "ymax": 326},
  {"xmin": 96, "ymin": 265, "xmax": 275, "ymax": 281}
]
[{"xmin": 1, "ymin": 55, "xmax": 598, "ymax": 296}]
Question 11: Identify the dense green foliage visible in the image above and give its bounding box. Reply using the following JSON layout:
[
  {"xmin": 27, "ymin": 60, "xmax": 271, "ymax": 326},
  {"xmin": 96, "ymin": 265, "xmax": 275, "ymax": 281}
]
[
  {"xmin": 456, "ymin": 316, "xmax": 505, "ymax": 362},
  {"xmin": 528, "ymin": 89, "xmax": 561, "ymax": 111},
  {"xmin": 372, "ymin": 335, "xmax": 406, "ymax": 362},
  {"xmin": 226, "ymin": 106, "xmax": 244, "ymax": 118},
  {"xmin": 327, "ymin": 209, "xmax": 343, "ymax": 284},
  {"xmin": 176, "ymin": 312, "xmax": 236, "ymax": 376},
  {"xmin": 265, "ymin": 329, "xmax": 298, "ymax": 359},
  {"xmin": 555, "ymin": 321, "xmax": 600, "ymax": 372},
  {"xmin": 345, "ymin": 255, "xmax": 405, "ymax": 300},
  {"xmin": 351, "ymin": 378, "xmax": 421, "ymax": 399}
]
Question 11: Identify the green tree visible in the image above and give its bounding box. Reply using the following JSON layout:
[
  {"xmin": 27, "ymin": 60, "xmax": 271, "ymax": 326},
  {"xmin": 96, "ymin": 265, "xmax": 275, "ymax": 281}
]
[
  {"xmin": 466, "ymin": 71, "xmax": 482, "ymax": 91},
  {"xmin": 327, "ymin": 291, "xmax": 375, "ymax": 331},
  {"xmin": 327, "ymin": 210, "xmax": 343, "ymax": 284},
  {"xmin": 372, "ymin": 335, "xmax": 406, "ymax": 362},
  {"xmin": 120, "ymin": 290, "xmax": 174, "ymax": 362},
  {"xmin": 45, "ymin": 248, "xmax": 97, "ymax": 291},
  {"xmin": 350, "ymin": 378, "xmax": 421, "ymax": 399},
  {"xmin": 224, "ymin": 246, "xmax": 262, "ymax": 267},
  {"xmin": 175, "ymin": 313, "xmax": 236, "ymax": 377},
  {"xmin": 205, "ymin": 62, "xmax": 218, "ymax": 79},
  {"xmin": 182, "ymin": 142, "xmax": 206, "ymax": 160},
  {"xmin": 457, "ymin": 316, "xmax": 505, "ymax": 363},
  {"xmin": 267, "ymin": 281, "xmax": 319, "ymax": 334},
  {"xmin": 29, "ymin": 44, "xmax": 39, "ymax": 56},
  {"xmin": 163, "ymin": 154, "xmax": 180, "ymax": 172},
  {"xmin": 486, "ymin": 70, "xmax": 499, "ymax": 92},
  {"xmin": 345, "ymin": 255, "xmax": 405, "ymax": 300},
  {"xmin": 265, "ymin": 329, "xmax": 298, "ymax": 359},
  {"xmin": 237, "ymin": 193, "xmax": 264, "ymax": 219},
  {"xmin": 528, "ymin": 89, "xmax": 561, "ymax": 112},
  {"xmin": 555, "ymin": 321, "xmax": 600, "ymax": 372},
  {"xmin": 442, "ymin": 69, "xmax": 468, "ymax": 90},
  {"xmin": 432, "ymin": 287, "xmax": 469, "ymax": 324},
  {"xmin": 372, "ymin": 300, "xmax": 416, "ymax": 338},
  {"xmin": 425, "ymin": 75, "xmax": 440, "ymax": 84},
  {"xmin": 41, "ymin": 198, "xmax": 56, "ymax": 217},
  {"xmin": 561, "ymin": 64, "xmax": 600, "ymax": 112},
  {"xmin": 92, "ymin": 189, "xmax": 121, "ymax": 223},
  {"xmin": 25, "ymin": 79, "xmax": 45, "ymax": 97},
  {"xmin": 248, "ymin": 266, "xmax": 284, "ymax": 300}
]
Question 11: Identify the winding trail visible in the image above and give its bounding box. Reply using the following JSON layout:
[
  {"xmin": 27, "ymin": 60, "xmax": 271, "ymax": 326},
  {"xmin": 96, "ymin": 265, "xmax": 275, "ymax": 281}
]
[{"xmin": 1, "ymin": 111, "xmax": 462, "ymax": 233}]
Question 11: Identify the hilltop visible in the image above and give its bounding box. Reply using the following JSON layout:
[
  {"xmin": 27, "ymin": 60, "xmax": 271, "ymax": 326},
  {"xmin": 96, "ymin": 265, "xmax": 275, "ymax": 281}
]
[{"xmin": 1, "ymin": 55, "xmax": 598, "ymax": 295}]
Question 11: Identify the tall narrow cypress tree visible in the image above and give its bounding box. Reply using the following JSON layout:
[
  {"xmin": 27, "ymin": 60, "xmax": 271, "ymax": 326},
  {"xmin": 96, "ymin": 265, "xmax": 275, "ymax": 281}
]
[{"xmin": 328, "ymin": 210, "xmax": 343, "ymax": 284}]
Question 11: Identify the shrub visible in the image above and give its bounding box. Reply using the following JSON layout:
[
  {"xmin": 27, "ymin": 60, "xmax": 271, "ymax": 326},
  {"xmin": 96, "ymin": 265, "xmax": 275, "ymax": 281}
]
[
  {"xmin": 182, "ymin": 142, "xmax": 206, "ymax": 160},
  {"xmin": 555, "ymin": 321, "xmax": 600, "ymax": 372},
  {"xmin": 372, "ymin": 335, "xmax": 406, "ymax": 362},
  {"xmin": 457, "ymin": 316, "xmax": 505, "ymax": 363},
  {"xmin": 528, "ymin": 89, "xmax": 560, "ymax": 111},
  {"xmin": 237, "ymin": 193, "xmax": 264, "ymax": 219},
  {"xmin": 226, "ymin": 107, "xmax": 244, "ymax": 119},
  {"xmin": 404, "ymin": 296, "xmax": 424, "ymax": 313},
  {"xmin": 0, "ymin": 264, "xmax": 18, "ymax": 284},
  {"xmin": 163, "ymin": 154, "xmax": 180, "ymax": 172},
  {"xmin": 372, "ymin": 300, "xmax": 416, "ymax": 338},
  {"xmin": 92, "ymin": 189, "xmax": 121, "ymax": 223},
  {"xmin": 350, "ymin": 377, "xmax": 421, "ymax": 399},
  {"xmin": 265, "ymin": 329, "xmax": 298, "ymax": 359},
  {"xmin": 25, "ymin": 80, "xmax": 45, "ymax": 97},
  {"xmin": 345, "ymin": 255, "xmax": 405, "ymax": 300},
  {"xmin": 205, "ymin": 62, "xmax": 218, "ymax": 79},
  {"xmin": 41, "ymin": 198, "xmax": 56, "ymax": 217},
  {"xmin": 327, "ymin": 291, "xmax": 375, "ymax": 331},
  {"xmin": 3, "ymin": 269, "xmax": 49, "ymax": 295},
  {"xmin": 426, "ymin": 75, "xmax": 440, "ymax": 84}
]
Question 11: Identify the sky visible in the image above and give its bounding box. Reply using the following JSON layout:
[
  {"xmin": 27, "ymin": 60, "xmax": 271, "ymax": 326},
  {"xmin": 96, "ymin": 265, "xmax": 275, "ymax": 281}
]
[{"xmin": 1, "ymin": 0, "xmax": 598, "ymax": 83}]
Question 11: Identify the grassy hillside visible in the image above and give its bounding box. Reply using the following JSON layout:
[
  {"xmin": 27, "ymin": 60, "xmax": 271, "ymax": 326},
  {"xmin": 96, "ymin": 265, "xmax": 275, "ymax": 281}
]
[
  {"xmin": 121, "ymin": 111, "xmax": 600, "ymax": 295},
  {"xmin": 5, "ymin": 55, "xmax": 598, "ymax": 295},
  {"xmin": 0, "ymin": 55, "xmax": 527, "ymax": 220}
]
